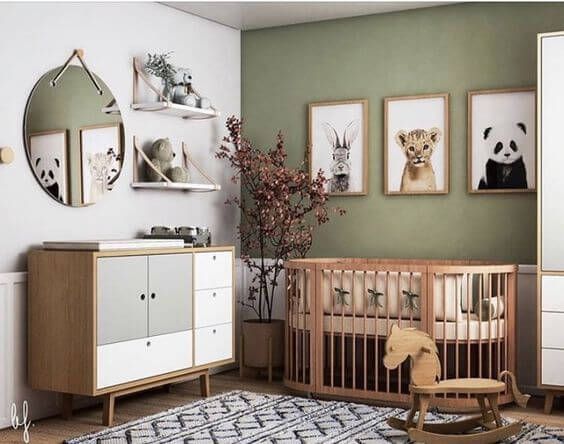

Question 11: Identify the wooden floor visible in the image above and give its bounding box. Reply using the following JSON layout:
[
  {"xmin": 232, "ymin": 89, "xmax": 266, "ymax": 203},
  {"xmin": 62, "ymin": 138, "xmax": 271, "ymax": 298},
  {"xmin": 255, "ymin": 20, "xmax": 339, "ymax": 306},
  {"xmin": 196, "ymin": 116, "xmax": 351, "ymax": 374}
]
[{"xmin": 1, "ymin": 370, "xmax": 564, "ymax": 443}]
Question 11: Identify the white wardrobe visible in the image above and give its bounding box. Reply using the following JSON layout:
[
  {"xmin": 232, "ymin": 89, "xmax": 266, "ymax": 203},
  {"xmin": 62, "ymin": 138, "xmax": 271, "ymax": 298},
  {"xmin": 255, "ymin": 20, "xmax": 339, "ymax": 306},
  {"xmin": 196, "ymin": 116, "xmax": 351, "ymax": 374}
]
[{"xmin": 538, "ymin": 31, "xmax": 564, "ymax": 413}]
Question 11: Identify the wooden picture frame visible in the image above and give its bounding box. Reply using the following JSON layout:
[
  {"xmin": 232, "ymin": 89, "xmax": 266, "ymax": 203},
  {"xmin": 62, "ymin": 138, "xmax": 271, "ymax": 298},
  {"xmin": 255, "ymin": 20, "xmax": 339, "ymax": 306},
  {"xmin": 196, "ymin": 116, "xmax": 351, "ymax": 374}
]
[
  {"xmin": 28, "ymin": 129, "xmax": 70, "ymax": 204},
  {"xmin": 467, "ymin": 87, "xmax": 536, "ymax": 194},
  {"xmin": 384, "ymin": 93, "xmax": 450, "ymax": 195},
  {"xmin": 308, "ymin": 99, "xmax": 368, "ymax": 196},
  {"xmin": 79, "ymin": 123, "xmax": 122, "ymax": 205}
]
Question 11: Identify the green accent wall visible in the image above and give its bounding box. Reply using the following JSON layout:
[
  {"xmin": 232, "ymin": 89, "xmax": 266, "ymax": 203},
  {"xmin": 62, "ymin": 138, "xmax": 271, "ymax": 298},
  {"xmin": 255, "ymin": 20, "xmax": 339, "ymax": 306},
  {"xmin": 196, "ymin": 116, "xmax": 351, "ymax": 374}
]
[{"xmin": 242, "ymin": 2, "xmax": 564, "ymax": 264}]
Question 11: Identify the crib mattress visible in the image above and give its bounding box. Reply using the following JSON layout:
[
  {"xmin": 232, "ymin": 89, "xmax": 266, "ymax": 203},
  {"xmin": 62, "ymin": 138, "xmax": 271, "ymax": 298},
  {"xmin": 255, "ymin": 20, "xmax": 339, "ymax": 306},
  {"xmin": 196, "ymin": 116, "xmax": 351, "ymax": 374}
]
[{"xmin": 289, "ymin": 314, "xmax": 506, "ymax": 341}]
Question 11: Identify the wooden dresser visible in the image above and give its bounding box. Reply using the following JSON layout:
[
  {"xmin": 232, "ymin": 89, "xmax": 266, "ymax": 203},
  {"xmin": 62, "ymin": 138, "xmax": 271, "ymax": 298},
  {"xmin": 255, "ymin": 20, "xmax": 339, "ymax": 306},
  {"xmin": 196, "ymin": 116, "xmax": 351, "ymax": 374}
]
[{"xmin": 28, "ymin": 246, "xmax": 235, "ymax": 425}]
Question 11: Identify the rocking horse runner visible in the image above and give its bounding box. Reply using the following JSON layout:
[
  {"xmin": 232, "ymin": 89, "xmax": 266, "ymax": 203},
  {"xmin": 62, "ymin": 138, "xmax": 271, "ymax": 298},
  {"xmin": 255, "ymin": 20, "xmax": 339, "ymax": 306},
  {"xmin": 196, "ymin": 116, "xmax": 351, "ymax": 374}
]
[{"xmin": 383, "ymin": 325, "xmax": 530, "ymax": 444}]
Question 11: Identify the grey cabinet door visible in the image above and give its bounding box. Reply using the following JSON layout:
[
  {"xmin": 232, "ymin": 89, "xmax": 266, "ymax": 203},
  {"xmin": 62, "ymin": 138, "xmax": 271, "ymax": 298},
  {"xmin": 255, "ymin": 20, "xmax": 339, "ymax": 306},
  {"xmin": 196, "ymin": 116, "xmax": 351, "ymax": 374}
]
[
  {"xmin": 97, "ymin": 256, "xmax": 148, "ymax": 345},
  {"xmin": 148, "ymin": 254, "xmax": 193, "ymax": 336}
]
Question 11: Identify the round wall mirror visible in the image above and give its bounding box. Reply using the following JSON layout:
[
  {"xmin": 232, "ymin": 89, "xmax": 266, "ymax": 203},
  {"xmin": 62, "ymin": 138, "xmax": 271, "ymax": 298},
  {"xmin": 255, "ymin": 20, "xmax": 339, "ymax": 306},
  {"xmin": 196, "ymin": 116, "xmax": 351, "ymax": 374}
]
[{"xmin": 24, "ymin": 65, "xmax": 124, "ymax": 207}]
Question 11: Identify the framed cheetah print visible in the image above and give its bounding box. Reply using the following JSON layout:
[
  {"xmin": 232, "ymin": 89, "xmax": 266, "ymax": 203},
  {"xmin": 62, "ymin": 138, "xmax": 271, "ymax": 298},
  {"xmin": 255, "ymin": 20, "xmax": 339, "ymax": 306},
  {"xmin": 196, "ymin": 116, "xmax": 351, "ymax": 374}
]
[
  {"xmin": 468, "ymin": 87, "xmax": 536, "ymax": 194},
  {"xmin": 384, "ymin": 93, "xmax": 450, "ymax": 195}
]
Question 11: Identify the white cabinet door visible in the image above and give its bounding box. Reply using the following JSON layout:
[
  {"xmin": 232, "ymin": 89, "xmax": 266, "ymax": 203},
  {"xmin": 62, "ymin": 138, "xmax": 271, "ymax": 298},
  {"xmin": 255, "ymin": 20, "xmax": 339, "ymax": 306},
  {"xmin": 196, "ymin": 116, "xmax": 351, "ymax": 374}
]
[
  {"xmin": 194, "ymin": 287, "xmax": 233, "ymax": 328},
  {"xmin": 148, "ymin": 254, "xmax": 193, "ymax": 336},
  {"xmin": 542, "ymin": 348, "xmax": 564, "ymax": 386},
  {"xmin": 542, "ymin": 312, "xmax": 564, "ymax": 349},
  {"xmin": 542, "ymin": 275, "xmax": 564, "ymax": 312},
  {"xmin": 97, "ymin": 330, "xmax": 192, "ymax": 389},
  {"xmin": 97, "ymin": 256, "xmax": 148, "ymax": 345},
  {"xmin": 194, "ymin": 251, "xmax": 232, "ymax": 290},
  {"xmin": 194, "ymin": 323, "xmax": 232, "ymax": 366},
  {"xmin": 542, "ymin": 35, "xmax": 564, "ymax": 270}
]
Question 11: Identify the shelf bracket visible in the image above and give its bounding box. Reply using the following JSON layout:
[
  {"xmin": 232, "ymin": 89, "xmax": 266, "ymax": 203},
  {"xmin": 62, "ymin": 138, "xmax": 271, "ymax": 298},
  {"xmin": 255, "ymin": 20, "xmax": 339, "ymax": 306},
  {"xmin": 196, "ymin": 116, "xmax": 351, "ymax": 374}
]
[{"xmin": 132, "ymin": 137, "xmax": 220, "ymax": 192}]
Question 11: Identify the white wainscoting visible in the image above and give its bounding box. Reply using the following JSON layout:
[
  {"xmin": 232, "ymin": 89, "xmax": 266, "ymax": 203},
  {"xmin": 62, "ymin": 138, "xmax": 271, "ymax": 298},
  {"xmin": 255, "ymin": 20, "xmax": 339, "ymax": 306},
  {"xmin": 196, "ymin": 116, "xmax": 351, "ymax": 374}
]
[
  {"xmin": 0, "ymin": 272, "xmax": 58, "ymax": 429},
  {"xmin": 0, "ymin": 263, "xmax": 539, "ymax": 428}
]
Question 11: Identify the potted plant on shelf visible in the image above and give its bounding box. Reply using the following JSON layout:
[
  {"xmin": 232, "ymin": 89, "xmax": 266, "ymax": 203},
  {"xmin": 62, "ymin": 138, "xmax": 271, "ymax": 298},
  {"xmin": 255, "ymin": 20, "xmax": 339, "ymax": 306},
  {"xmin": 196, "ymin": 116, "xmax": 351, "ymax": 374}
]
[
  {"xmin": 145, "ymin": 52, "xmax": 177, "ymax": 101},
  {"xmin": 217, "ymin": 116, "xmax": 343, "ymax": 377}
]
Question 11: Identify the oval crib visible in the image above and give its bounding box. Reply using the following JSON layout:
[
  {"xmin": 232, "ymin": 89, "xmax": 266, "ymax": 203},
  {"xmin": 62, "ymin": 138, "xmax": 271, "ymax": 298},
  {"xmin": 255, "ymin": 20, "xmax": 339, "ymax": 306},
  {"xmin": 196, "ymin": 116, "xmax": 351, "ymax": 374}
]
[{"xmin": 284, "ymin": 258, "xmax": 517, "ymax": 411}]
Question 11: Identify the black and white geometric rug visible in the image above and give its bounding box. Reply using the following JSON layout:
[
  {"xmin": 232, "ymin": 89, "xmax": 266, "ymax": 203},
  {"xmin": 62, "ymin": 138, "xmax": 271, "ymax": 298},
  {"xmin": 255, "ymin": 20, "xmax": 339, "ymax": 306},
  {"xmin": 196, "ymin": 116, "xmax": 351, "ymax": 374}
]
[{"xmin": 65, "ymin": 390, "xmax": 563, "ymax": 443}]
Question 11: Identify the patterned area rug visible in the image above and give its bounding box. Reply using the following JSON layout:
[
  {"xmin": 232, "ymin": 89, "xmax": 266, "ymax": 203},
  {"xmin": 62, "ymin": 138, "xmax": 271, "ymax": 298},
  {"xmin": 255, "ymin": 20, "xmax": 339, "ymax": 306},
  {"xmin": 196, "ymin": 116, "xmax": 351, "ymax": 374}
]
[{"xmin": 65, "ymin": 390, "xmax": 563, "ymax": 443}]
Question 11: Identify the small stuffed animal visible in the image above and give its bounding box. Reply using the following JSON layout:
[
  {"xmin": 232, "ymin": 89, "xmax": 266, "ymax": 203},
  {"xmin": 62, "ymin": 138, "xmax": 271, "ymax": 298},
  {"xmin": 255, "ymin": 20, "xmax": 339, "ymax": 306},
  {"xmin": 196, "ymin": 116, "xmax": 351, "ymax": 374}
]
[
  {"xmin": 147, "ymin": 138, "xmax": 175, "ymax": 182},
  {"xmin": 167, "ymin": 165, "xmax": 189, "ymax": 183},
  {"xmin": 171, "ymin": 67, "xmax": 212, "ymax": 109}
]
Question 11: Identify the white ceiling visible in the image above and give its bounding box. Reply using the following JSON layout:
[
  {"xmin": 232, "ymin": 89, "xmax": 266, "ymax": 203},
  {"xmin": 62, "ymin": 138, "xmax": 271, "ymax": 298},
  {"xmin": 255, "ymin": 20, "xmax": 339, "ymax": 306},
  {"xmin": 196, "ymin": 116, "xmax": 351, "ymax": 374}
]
[{"xmin": 163, "ymin": 1, "xmax": 452, "ymax": 30}]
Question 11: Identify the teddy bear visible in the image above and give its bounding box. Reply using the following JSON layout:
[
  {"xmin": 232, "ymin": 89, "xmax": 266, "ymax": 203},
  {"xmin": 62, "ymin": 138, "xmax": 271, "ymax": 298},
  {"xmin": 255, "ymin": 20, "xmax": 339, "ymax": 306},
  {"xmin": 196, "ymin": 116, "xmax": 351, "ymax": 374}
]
[
  {"xmin": 146, "ymin": 138, "xmax": 189, "ymax": 183},
  {"xmin": 147, "ymin": 138, "xmax": 174, "ymax": 182}
]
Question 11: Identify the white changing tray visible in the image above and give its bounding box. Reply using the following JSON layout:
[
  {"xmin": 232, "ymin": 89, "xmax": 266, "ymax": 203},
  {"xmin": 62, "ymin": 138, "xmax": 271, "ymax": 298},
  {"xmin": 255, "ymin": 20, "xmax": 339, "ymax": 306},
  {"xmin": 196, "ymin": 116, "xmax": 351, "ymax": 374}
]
[{"xmin": 43, "ymin": 239, "xmax": 185, "ymax": 251}]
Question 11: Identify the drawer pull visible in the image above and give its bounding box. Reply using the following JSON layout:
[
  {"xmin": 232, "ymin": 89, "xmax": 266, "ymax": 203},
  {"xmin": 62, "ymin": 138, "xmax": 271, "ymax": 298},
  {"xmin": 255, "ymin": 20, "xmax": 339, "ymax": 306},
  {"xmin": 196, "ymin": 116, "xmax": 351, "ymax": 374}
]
[
  {"xmin": 213, "ymin": 329, "xmax": 216, "ymax": 334},
  {"xmin": 146, "ymin": 341, "xmax": 151, "ymax": 347},
  {"xmin": 140, "ymin": 294, "xmax": 146, "ymax": 301},
  {"xmin": 213, "ymin": 292, "xmax": 217, "ymax": 297},
  {"xmin": 151, "ymin": 293, "xmax": 156, "ymax": 299},
  {"xmin": 213, "ymin": 255, "xmax": 216, "ymax": 260}
]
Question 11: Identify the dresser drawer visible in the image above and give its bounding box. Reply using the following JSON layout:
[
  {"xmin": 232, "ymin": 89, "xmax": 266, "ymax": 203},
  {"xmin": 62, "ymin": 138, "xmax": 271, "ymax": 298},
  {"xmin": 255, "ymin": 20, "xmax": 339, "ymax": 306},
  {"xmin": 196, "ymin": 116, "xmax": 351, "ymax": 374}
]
[
  {"xmin": 542, "ymin": 312, "xmax": 564, "ymax": 349},
  {"xmin": 195, "ymin": 288, "xmax": 233, "ymax": 328},
  {"xmin": 194, "ymin": 323, "xmax": 232, "ymax": 366},
  {"xmin": 97, "ymin": 330, "xmax": 192, "ymax": 389},
  {"xmin": 542, "ymin": 275, "xmax": 564, "ymax": 312},
  {"xmin": 194, "ymin": 251, "xmax": 232, "ymax": 290},
  {"xmin": 543, "ymin": 348, "xmax": 564, "ymax": 386}
]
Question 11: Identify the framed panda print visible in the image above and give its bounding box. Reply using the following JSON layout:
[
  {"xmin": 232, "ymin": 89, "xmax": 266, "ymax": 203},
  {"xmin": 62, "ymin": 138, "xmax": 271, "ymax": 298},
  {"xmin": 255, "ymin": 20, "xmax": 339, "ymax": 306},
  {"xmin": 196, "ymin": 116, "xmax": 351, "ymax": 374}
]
[
  {"xmin": 28, "ymin": 130, "xmax": 69, "ymax": 204},
  {"xmin": 468, "ymin": 87, "xmax": 536, "ymax": 193},
  {"xmin": 384, "ymin": 93, "xmax": 450, "ymax": 195},
  {"xmin": 308, "ymin": 99, "xmax": 368, "ymax": 196}
]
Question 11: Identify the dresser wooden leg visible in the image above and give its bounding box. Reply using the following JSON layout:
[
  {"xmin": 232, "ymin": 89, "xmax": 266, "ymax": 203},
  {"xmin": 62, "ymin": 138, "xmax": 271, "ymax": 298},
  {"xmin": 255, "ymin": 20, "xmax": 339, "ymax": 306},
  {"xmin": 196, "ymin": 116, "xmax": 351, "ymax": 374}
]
[
  {"xmin": 200, "ymin": 371, "xmax": 210, "ymax": 397},
  {"xmin": 103, "ymin": 393, "xmax": 116, "ymax": 426},
  {"xmin": 61, "ymin": 393, "xmax": 73, "ymax": 420},
  {"xmin": 544, "ymin": 391, "xmax": 555, "ymax": 415}
]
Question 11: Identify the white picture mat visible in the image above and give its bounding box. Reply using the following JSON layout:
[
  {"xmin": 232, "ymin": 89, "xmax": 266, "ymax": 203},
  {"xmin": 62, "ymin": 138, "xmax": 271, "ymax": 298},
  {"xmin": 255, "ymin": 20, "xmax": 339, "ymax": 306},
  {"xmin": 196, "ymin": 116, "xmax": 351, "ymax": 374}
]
[
  {"xmin": 28, "ymin": 131, "xmax": 68, "ymax": 203},
  {"xmin": 386, "ymin": 97, "xmax": 447, "ymax": 192},
  {"xmin": 80, "ymin": 124, "xmax": 121, "ymax": 204},
  {"xmin": 310, "ymin": 102, "xmax": 365, "ymax": 193},
  {"xmin": 470, "ymin": 91, "xmax": 535, "ymax": 190}
]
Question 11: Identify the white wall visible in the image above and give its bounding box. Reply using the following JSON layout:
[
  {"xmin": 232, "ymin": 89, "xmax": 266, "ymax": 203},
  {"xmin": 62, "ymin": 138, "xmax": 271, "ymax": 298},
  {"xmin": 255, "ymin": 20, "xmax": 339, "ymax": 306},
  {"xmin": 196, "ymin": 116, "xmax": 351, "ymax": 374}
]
[{"xmin": 0, "ymin": 2, "xmax": 241, "ymax": 272}]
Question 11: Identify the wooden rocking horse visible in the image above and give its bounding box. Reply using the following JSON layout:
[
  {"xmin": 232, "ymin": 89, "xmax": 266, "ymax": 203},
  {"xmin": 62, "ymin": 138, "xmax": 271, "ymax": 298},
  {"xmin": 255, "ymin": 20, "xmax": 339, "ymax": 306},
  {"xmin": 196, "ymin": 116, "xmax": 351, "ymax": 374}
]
[{"xmin": 383, "ymin": 325, "xmax": 530, "ymax": 444}]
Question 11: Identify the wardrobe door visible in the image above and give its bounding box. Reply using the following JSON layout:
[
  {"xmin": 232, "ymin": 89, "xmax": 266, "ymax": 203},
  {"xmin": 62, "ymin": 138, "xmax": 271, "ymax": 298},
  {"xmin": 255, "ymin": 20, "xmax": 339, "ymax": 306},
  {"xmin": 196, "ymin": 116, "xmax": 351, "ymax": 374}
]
[
  {"xmin": 97, "ymin": 256, "xmax": 148, "ymax": 345},
  {"xmin": 541, "ymin": 35, "xmax": 564, "ymax": 271},
  {"xmin": 148, "ymin": 253, "xmax": 193, "ymax": 336}
]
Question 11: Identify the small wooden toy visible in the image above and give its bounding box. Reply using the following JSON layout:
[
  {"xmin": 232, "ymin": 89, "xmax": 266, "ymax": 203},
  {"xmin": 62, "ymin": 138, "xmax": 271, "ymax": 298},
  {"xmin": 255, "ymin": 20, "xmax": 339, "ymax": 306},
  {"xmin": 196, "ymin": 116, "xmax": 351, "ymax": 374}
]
[{"xmin": 383, "ymin": 325, "xmax": 529, "ymax": 444}]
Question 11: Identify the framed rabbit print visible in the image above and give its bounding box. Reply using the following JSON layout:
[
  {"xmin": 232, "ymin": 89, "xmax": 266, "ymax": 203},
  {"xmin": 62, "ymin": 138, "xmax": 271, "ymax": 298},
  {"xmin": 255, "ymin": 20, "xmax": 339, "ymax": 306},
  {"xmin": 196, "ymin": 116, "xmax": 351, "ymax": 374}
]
[
  {"xmin": 384, "ymin": 93, "xmax": 450, "ymax": 195},
  {"xmin": 308, "ymin": 99, "xmax": 368, "ymax": 195}
]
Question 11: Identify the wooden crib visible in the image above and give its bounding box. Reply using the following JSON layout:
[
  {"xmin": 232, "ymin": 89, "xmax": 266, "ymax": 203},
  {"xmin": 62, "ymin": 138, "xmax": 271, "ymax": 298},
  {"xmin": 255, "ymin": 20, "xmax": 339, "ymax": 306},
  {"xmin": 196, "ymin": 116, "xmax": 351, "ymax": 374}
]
[{"xmin": 284, "ymin": 258, "xmax": 517, "ymax": 411}]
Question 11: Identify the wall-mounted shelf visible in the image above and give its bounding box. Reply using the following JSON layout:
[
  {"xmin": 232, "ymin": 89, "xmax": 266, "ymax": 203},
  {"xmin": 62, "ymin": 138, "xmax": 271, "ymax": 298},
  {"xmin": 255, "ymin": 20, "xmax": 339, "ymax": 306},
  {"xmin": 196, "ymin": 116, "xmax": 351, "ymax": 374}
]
[
  {"xmin": 131, "ymin": 102, "xmax": 219, "ymax": 120},
  {"xmin": 131, "ymin": 181, "xmax": 219, "ymax": 191},
  {"xmin": 131, "ymin": 136, "xmax": 221, "ymax": 192},
  {"xmin": 131, "ymin": 58, "xmax": 219, "ymax": 120}
]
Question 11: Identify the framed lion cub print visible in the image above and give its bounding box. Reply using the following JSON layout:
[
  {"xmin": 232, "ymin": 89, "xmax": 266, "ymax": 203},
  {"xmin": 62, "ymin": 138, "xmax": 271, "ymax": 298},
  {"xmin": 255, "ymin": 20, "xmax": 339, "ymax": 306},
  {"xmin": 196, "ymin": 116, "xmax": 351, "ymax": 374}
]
[{"xmin": 384, "ymin": 93, "xmax": 450, "ymax": 195}]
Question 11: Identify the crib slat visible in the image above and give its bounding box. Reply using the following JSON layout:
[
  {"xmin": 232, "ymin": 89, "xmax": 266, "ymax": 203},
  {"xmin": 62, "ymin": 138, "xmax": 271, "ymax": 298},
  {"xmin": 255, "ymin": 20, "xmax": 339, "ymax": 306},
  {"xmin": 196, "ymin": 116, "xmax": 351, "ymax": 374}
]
[
  {"xmin": 504, "ymin": 273, "xmax": 508, "ymax": 384},
  {"xmin": 466, "ymin": 273, "xmax": 471, "ymax": 398},
  {"xmin": 363, "ymin": 271, "xmax": 367, "ymax": 392},
  {"xmin": 488, "ymin": 273, "xmax": 493, "ymax": 379},
  {"xmin": 330, "ymin": 270, "xmax": 334, "ymax": 388},
  {"xmin": 341, "ymin": 270, "xmax": 345, "ymax": 389},
  {"xmin": 398, "ymin": 271, "xmax": 402, "ymax": 394},
  {"xmin": 352, "ymin": 270, "xmax": 356, "ymax": 390},
  {"xmin": 302, "ymin": 269, "xmax": 306, "ymax": 384},
  {"xmin": 455, "ymin": 274, "xmax": 459, "ymax": 399},
  {"xmin": 478, "ymin": 273, "xmax": 483, "ymax": 379},
  {"xmin": 385, "ymin": 271, "xmax": 390, "ymax": 394},
  {"xmin": 497, "ymin": 274, "xmax": 501, "ymax": 378}
]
